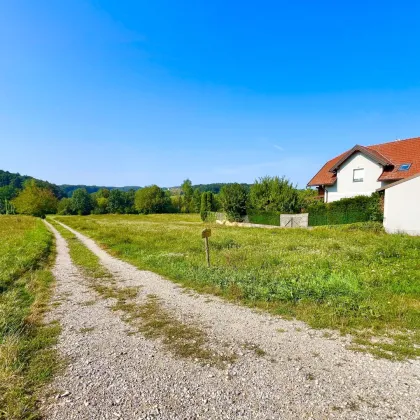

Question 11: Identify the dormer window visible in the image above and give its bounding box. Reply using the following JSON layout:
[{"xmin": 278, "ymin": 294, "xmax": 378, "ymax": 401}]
[
  {"xmin": 353, "ymin": 168, "xmax": 364, "ymax": 182},
  {"xmin": 398, "ymin": 163, "xmax": 411, "ymax": 171}
]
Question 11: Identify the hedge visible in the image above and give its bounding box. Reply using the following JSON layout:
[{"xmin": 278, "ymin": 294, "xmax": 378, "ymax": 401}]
[
  {"xmin": 308, "ymin": 194, "xmax": 383, "ymax": 227},
  {"xmin": 247, "ymin": 211, "xmax": 281, "ymax": 226}
]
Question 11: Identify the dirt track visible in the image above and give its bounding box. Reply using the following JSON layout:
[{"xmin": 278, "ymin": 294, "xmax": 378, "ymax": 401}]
[{"xmin": 42, "ymin": 220, "xmax": 420, "ymax": 419}]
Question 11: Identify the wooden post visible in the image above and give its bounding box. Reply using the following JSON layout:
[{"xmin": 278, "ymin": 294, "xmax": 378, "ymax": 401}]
[{"xmin": 202, "ymin": 229, "xmax": 211, "ymax": 268}]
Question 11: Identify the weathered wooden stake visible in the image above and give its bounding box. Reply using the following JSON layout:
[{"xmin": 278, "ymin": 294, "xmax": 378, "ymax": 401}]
[
  {"xmin": 202, "ymin": 229, "xmax": 211, "ymax": 268},
  {"xmin": 204, "ymin": 236, "xmax": 210, "ymax": 267}
]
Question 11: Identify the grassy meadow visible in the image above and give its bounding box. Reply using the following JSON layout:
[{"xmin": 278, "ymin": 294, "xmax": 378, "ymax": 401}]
[
  {"xmin": 53, "ymin": 214, "xmax": 420, "ymax": 359},
  {"xmin": 0, "ymin": 216, "xmax": 59, "ymax": 419}
]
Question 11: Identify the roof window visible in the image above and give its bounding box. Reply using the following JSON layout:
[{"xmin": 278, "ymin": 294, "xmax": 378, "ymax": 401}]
[{"xmin": 398, "ymin": 163, "xmax": 411, "ymax": 171}]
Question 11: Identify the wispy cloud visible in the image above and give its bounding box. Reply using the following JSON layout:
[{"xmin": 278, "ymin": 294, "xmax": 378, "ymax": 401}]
[{"xmin": 273, "ymin": 144, "xmax": 284, "ymax": 151}]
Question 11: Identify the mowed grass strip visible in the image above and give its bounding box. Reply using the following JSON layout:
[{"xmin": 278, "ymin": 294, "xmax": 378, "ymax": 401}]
[
  {"xmin": 0, "ymin": 216, "xmax": 60, "ymax": 420},
  {"xmin": 50, "ymin": 220, "xmax": 236, "ymax": 367},
  {"xmin": 54, "ymin": 214, "xmax": 420, "ymax": 360}
]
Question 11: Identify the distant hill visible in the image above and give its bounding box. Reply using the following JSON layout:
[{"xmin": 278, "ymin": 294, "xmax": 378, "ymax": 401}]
[
  {"xmin": 60, "ymin": 184, "xmax": 142, "ymax": 196},
  {"xmin": 0, "ymin": 169, "xmax": 65, "ymax": 199},
  {"xmin": 1, "ymin": 169, "xmax": 251, "ymax": 199},
  {"xmin": 168, "ymin": 183, "xmax": 252, "ymax": 194}
]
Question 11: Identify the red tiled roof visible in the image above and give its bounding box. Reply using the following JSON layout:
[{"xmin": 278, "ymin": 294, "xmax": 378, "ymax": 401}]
[{"xmin": 307, "ymin": 137, "xmax": 420, "ymax": 187}]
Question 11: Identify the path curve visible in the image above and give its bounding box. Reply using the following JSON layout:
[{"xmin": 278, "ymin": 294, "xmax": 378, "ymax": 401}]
[{"xmin": 42, "ymin": 220, "xmax": 420, "ymax": 419}]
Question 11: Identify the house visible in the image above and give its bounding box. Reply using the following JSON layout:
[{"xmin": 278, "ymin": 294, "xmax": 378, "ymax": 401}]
[
  {"xmin": 307, "ymin": 137, "xmax": 420, "ymax": 203},
  {"xmin": 377, "ymin": 174, "xmax": 420, "ymax": 236}
]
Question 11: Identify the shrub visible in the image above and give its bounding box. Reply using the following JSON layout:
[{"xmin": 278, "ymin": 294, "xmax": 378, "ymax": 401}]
[
  {"xmin": 249, "ymin": 176, "xmax": 300, "ymax": 213},
  {"xmin": 220, "ymin": 183, "xmax": 248, "ymax": 222},
  {"xmin": 248, "ymin": 211, "xmax": 280, "ymax": 226}
]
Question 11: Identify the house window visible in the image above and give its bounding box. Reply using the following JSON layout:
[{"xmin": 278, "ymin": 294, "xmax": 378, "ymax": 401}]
[
  {"xmin": 353, "ymin": 168, "xmax": 364, "ymax": 182},
  {"xmin": 398, "ymin": 163, "xmax": 411, "ymax": 171}
]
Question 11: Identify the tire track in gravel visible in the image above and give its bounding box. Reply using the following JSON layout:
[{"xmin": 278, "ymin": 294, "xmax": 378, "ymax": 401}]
[{"xmin": 42, "ymin": 220, "xmax": 420, "ymax": 419}]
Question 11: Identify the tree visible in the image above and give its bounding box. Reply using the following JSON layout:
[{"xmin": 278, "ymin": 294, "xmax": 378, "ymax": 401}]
[
  {"xmin": 92, "ymin": 197, "xmax": 108, "ymax": 214},
  {"xmin": 12, "ymin": 180, "xmax": 58, "ymax": 217},
  {"xmin": 220, "ymin": 183, "xmax": 248, "ymax": 221},
  {"xmin": 0, "ymin": 185, "xmax": 18, "ymax": 214},
  {"xmin": 107, "ymin": 189, "xmax": 125, "ymax": 214},
  {"xmin": 57, "ymin": 197, "xmax": 74, "ymax": 215},
  {"xmin": 249, "ymin": 176, "xmax": 299, "ymax": 213},
  {"xmin": 71, "ymin": 188, "xmax": 93, "ymax": 215},
  {"xmin": 123, "ymin": 189, "xmax": 136, "ymax": 214},
  {"xmin": 135, "ymin": 185, "xmax": 170, "ymax": 214},
  {"xmin": 200, "ymin": 191, "xmax": 214, "ymax": 221},
  {"xmin": 181, "ymin": 179, "xmax": 194, "ymax": 213},
  {"xmin": 297, "ymin": 188, "xmax": 318, "ymax": 211},
  {"xmin": 192, "ymin": 188, "xmax": 201, "ymax": 213}
]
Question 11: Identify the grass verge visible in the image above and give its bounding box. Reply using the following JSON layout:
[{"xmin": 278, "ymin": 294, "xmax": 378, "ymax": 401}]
[
  {"xmin": 49, "ymin": 219, "xmax": 236, "ymax": 367},
  {"xmin": 0, "ymin": 216, "xmax": 60, "ymax": 419},
  {"xmin": 52, "ymin": 214, "xmax": 420, "ymax": 360}
]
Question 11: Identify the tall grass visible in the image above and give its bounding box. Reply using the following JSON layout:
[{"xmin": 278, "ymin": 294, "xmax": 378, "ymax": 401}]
[
  {"xmin": 54, "ymin": 214, "xmax": 420, "ymax": 359},
  {"xmin": 0, "ymin": 216, "xmax": 59, "ymax": 419}
]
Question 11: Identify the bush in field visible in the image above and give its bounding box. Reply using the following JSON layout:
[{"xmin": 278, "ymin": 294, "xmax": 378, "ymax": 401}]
[
  {"xmin": 249, "ymin": 176, "xmax": 299, "ymax": 213},
  {"xmin": 220, "ymin": 183, "xmax": 248, "ymax": 221},
  {"xmin": 71, "ymin": 188, "xmax": 93, "ymax": 215},
  {"xmin": 135, "ymin": 185, "xmax": 170, "ymax": 214},
  {"xmin": 200, "ymin": 192, "xmax": 214, "ymax": 221},
  {"xmin": 12, "ymin": 180, "xmax": 58, "ymax": 217}
]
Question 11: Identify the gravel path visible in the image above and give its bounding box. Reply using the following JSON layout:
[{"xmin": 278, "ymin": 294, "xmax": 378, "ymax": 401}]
[{"xmin": 42, "ymin": 220, "xmax": 420, "ymax": 419}]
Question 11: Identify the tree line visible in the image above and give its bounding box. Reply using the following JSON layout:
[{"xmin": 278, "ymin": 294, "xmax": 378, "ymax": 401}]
[{"xmin": 4, "ymin": 175, "xmax": 317, "ymax": 219}]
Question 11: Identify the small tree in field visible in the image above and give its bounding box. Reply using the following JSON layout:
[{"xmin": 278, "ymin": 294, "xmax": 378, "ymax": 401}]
[
  {"xmin": 135, "ymin": 185, "xmax": 170, "ymax": 214},
  {"xmin": 220, "ymin": 183, "xmax": 248, "ymax": 221},
  {"xmin": 12, "ymin": 180, "xmax": 58, "ymax": 217}
]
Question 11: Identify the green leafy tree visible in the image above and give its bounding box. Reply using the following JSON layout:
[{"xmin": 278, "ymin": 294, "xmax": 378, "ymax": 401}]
[
  {"xmin": 181, "ymin": 179, "xmax": 194, "ymax": 213},
  {"xmin": 123, "ymin": 189, "xmax": 136, "ymax": 214},
  {"xmin": 200, "ymin": 191, "xmax": 215, "ymax": 221},
  {"xmin": 12, "ymin": 180, "xmax": 58, "ymax": 217},
  {"xmin": 192, "ymin": 188, "xmax": 201, "ymax": 213},
  {"xmin": 249, "ymin": 176, "xmax": 299, "ymax": 213},
  {"xmin": 57, "ymin": 197, "xmax": 74, "ymax": 215},
  {"xmin": 220, "ymin": 183, "xmax": 248, "ymax": 221},
  {"xmin": 135, "ymin": 185, "xmax": 170, "ymax": 214},
  {"xmin": 297, "ymin": 188, "xmax": 318, "ymax": 211},
  {"xmin": 107, "ymin": 189, "xmax": 125, "ymax": 214},
  {"xmin": 71, "ymin": 188, "xmax": 93, "ymax": 215},
  {"xmin": 92, "ymin": 197, "xmax": 108, "ymax": 214}
]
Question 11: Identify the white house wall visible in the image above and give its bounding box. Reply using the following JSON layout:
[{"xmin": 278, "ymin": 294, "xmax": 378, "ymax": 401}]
[
  {"xmin": 383, "ymin": 176, "xmax": 420, "ymax": 236},
  {"xmin": 325, "ymin": 152, "xmax": 387, "ymax": 203}
]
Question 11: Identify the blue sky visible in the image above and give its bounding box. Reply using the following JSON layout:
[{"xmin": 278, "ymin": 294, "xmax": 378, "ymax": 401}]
[{"xmin": 1, "ymin": 1, "xmax": 419, "ymax": 187}]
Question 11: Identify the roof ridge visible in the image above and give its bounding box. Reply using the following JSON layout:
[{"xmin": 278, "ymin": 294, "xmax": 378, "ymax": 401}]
[{"xmin": 367, "ymin": 136, "xmax": 420, "ymax": 148}]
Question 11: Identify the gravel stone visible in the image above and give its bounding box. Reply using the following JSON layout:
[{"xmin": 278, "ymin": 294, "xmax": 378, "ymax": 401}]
[{"xmin": 41, "ymin": 220, "xmax": 420, "ymax": 419}]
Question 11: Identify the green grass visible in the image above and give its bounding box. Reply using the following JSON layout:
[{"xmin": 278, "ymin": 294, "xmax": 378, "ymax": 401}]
[
  {"xmin": 0, "ymin": 216, "xmax": 60, "ymax": 419},
  {"xmin": 52, "ymin": 214, "xmax": 420, "ymax": 360}
]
